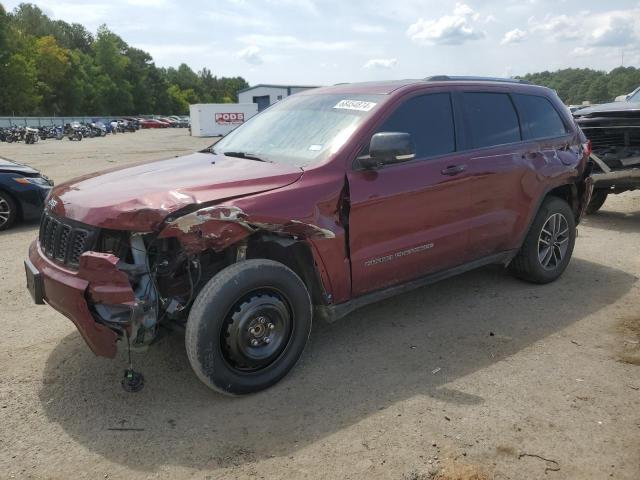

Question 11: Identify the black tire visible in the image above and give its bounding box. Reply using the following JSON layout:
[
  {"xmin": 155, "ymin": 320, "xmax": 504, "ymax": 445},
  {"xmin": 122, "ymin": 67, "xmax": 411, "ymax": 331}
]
[
  {"xmin": 586, "ymin": 190, "xmax": 608, "ymax": 214},
  {"xmin": 509, "ymin": 196, "xmax": 576, "ymax": 284},
  {"xmin": 0, "ymin": 191, "xmax": 17, "ymax": 231},
  {"xmin": 186, "ymin": 259, "xmax": 312, "ymax": 395}
]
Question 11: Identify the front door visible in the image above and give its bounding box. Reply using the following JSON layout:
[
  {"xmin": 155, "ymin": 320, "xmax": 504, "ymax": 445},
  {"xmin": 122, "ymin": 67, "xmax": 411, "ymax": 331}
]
[{"xmin": 347, "ymin": 92, "xmax": 473, "ymax": 297}]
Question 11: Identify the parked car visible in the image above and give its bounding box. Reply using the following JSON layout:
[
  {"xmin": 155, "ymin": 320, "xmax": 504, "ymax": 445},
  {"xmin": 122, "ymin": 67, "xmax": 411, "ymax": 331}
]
[
  {"xmin": 169, "ymin": 116, "xmax": 190, "ymax": 128},
  {"xmin": 122, "ymin": 117, "xmax": 141, "ymax": 130},
  {"xmin": 140, "ymin": 118, "xmax": 168, "ymax": 129},
  {"xmin": 573, "ymin": 87, "xmax": 640, "ymax": 213},
  {"xmin": 25, "ymin": 77, "xmax": 592, "ymax": 395},
  {"xmin": 0, "ymin": 157, "xmax": 53, "ymax": 231},
  {"xmin": 158, "ymin": 117, "xmax": 178, "ymax": 127}
]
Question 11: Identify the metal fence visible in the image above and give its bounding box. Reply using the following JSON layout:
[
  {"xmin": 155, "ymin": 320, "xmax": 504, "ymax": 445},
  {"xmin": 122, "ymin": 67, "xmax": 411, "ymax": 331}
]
[{"xmin": 0, "ymin": 116, "xmax": 159, "ymax": 128}]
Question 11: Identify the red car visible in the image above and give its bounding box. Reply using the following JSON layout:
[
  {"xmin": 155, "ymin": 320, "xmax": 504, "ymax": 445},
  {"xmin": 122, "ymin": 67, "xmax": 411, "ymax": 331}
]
[
  {"xmin": 139, "ymin": 118, "xmax": 168, "ymax": 129},
  {"xmin": 158, "ymin": 117, "xmax": 178, "ymax": 127},
  {"xmin": 26, "ymin": 77, "xmax": 593, "ymax": 395}
]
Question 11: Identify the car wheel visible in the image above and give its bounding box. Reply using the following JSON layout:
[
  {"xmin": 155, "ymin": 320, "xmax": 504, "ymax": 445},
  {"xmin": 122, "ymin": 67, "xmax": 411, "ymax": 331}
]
[
  {"xmin": 509, "ymin": 196, "xmax": 576, "ymax": 284},
  {"xmin": 0, "ymin": 191, "xmax": 17, "ymax": 231},
  {"xmin": 186, "ymin": 259, "xmax": 312, "ymax": 395},
  {"xmin": 586, "ymin": 190, "xmax": 608, "ymax": 214}
]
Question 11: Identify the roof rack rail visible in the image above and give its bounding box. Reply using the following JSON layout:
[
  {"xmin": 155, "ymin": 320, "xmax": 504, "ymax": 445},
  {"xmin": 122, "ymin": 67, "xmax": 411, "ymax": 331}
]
[{"xmin": 425, "ymin": 75, "xmax": 531, "ymax": 85}]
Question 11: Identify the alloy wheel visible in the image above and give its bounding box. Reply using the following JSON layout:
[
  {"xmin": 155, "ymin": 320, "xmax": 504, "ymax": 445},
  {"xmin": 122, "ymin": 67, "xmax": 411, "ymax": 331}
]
[
  {"xmin": 0, "ymin": 197, "xmax": 11, "ymax": 228},
  {"xmin": 537, "ymin": 213, "xmax": 569, "ymax": 270}
]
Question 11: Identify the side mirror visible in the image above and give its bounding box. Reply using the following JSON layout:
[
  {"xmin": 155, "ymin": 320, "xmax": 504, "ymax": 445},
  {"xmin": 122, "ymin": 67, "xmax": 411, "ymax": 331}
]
[{"xmin": 359, "ymin": 132, "xmax": 416, "ymax": 169}]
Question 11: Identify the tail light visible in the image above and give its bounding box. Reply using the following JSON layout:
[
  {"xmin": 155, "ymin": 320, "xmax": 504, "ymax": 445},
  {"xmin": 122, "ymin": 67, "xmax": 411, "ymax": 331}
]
[{"xmin": 583, "ymin": 139, "xmax": 592, "ymax": 158}]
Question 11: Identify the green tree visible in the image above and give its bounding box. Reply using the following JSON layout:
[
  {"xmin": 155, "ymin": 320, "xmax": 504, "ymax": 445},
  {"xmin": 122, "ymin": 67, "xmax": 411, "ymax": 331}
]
[
  {"xmin": 0, "ymin": 53, "xmax": 41, "ymax": 114},
  {"xmin": 34, "ymin": 35, "xmax": 70, "ymax": 113},
  {"xmin": 0, "ymin": 3, "xmax": 250, "ymax": 115}
]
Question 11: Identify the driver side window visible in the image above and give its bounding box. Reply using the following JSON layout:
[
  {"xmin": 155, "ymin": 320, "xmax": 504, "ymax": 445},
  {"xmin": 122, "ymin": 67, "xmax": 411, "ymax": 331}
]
[{"xmin": 375, "ymin": 93, "xmax": 456, "ymax": 159}]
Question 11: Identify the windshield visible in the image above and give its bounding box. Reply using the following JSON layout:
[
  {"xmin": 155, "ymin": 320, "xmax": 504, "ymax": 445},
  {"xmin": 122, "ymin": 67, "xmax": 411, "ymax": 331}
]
[
  {"xmin": 212, "ymin": 93, "xmax": 385, "ymax": 167},
  {"xmin": 628, "ymin": 89, "xmax": 640, "ymax": 102}
]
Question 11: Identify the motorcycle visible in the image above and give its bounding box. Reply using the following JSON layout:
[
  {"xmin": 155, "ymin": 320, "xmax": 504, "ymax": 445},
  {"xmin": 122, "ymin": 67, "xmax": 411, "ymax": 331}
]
[
  {"xmin": 24, "ymin": 127, "xmax": 40, "ymax": 144},
  {"xmin": 65, "ymin": 123, "xmax": 83, "ymax": 141}
]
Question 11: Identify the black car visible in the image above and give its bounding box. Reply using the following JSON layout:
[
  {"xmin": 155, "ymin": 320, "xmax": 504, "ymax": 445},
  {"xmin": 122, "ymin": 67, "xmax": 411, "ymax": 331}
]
[{"xmin": 0, "ymin": 157, "xmax": 53, "ymax": 231}]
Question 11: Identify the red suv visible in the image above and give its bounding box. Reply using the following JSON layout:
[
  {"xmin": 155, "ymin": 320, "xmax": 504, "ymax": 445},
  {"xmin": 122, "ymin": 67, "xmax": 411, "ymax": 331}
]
[{"xmin": 25, "ymin": 77, "xmax": 593, "ymax": 395}]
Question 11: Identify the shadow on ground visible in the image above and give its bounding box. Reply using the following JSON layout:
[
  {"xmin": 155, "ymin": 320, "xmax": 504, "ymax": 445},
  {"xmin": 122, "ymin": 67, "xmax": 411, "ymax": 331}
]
[
  {"xmin": 583, "ymin": 207, "xmax": 639, "ymax": 234},
  {"xmin": 38, "ymin": 258, "xmax": 637, "ymax": 471}
]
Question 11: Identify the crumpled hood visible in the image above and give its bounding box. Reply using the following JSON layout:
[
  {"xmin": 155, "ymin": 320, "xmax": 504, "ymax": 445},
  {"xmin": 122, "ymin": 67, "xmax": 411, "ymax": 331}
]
[
  {"xmin": 48, "ymin": 152, "xmax": 303, "ymax": 231},
  {"xmin": 0, "ymin": 157, "xmax": 40, "ymax": 175},
  {"xmin": 574, "ymin": 101, "xmax": 640, "ymax": 118}
]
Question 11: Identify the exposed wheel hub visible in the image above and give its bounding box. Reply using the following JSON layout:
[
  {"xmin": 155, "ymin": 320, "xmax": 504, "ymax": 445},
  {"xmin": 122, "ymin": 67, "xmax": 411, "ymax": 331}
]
[{"xmin": 222, "ymin": 292, "xmax": 292, "ymax": 371}]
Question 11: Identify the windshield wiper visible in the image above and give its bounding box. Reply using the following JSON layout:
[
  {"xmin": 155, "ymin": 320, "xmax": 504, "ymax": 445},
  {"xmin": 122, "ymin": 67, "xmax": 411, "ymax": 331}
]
[{"xmin": 222, "ymin": 151, "xmax": 271, "ymax": 162}]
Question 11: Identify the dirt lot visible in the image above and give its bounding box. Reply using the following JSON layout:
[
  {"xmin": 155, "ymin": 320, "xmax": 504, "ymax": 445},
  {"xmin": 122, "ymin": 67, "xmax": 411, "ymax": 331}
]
[{"xmin": 0, "ymin": 129, "xmax": 638, "ymax": 480}]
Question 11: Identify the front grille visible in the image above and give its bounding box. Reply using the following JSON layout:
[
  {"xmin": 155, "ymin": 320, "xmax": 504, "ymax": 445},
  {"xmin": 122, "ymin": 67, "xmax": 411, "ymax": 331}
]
[
  {"xmin": 39, "ymin": 212, "xmax": 98, "ymax": 267},
  {"xmin": 581, "ymin": 126, "xmax": 640, "ymax": 151}
]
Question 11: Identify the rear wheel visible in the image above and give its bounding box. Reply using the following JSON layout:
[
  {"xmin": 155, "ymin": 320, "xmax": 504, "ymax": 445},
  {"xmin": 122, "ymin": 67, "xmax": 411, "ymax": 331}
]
[
  {"xmin": 186, "ymin": 259, "xmax": 312, "ymax": 395},
  {"xmin": 0, "ymin": 192, "xmax": 17, "ymax": 231},
  {"xmin": 509, "ymin": 197, "xmax": 576, "ymax": 284},
  {"xmin": 586, "ymin": 190, "xmax": 608, "ymax": 214}
]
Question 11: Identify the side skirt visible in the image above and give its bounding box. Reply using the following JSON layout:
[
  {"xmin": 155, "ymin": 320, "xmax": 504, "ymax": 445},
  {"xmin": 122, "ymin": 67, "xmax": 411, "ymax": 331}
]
[{"xmin": 314, "ymin": 250, "xmax": 517, "ymax": 323}]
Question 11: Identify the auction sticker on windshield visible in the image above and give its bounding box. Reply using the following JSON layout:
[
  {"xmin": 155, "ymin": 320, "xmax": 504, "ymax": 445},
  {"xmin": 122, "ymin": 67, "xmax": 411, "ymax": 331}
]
[{"xmin": 333, "ymin": 100, "xmax": 377, "ymax": 112}]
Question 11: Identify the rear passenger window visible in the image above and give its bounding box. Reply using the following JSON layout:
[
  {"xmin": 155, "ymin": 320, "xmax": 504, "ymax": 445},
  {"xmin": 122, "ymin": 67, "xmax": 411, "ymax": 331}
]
[
  {"xmin": 512, "ymin": 94, "xmax": 568, "ymax": 140},
  {"xmin": 463, "ymin": 93, "xmax": 521, "ymax": 149},
  {"xmin": 378, "ymin": 93, "xmax": 455, "ymax": 158}
]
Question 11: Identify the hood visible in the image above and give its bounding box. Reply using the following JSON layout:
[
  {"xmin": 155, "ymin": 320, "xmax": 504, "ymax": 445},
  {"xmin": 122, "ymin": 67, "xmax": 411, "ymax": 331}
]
[
  {"xmin": 574, "ymin": 101, "xmax": 640, "ymax": 118},
  {"xmin": 48, "ymin": 152, "xmax": 303, "ymax": 231},
  {"xmin": 0, "ymin": 157, "xmax": 40, "ymax": 176}
]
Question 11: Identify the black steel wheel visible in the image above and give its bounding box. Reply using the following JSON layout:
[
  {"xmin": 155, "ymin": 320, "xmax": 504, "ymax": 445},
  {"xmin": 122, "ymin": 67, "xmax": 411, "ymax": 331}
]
[
  {"xmin": 186, "ymin": 259, "xmax": 312, "ymax": 395},
  {"xmin": 586, "ymin": 190, "xmax": 608, "ymax": 214},
  {"xmin": 222, "ymin": 291, "xmax": 293, "ymax": 372}
]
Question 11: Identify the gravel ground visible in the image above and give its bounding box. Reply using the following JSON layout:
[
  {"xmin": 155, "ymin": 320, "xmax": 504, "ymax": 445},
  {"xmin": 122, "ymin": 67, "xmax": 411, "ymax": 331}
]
[{"xmin": 0, "ymin": 129, "xmax": 638, "ymax": 480}]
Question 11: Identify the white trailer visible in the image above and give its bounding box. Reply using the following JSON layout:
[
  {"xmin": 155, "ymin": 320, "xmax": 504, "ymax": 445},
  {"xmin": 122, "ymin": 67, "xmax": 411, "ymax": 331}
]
[{"xmin": 189, "ymin": 103, "xmax": 258, "ymax": 137}]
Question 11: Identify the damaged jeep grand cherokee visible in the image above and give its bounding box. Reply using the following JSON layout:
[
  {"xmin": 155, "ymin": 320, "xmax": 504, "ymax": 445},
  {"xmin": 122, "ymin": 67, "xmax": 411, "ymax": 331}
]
[{"xmin": 25, "ymin": 77, "xmax": 593, "ymax": 395}]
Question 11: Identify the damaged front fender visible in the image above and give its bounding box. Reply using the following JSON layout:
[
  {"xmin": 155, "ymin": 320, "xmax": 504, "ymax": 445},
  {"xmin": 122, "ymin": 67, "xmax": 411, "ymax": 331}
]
[{"xmin": 158, "ymin": 205, "xmax": 336, "ymax": 254}]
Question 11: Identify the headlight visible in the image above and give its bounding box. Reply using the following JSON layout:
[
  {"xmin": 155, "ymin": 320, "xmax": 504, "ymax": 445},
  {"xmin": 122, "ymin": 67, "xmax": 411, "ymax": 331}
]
[{"xmin": 13, "ymin": 176, "xmax": 53, "ymax": 187}]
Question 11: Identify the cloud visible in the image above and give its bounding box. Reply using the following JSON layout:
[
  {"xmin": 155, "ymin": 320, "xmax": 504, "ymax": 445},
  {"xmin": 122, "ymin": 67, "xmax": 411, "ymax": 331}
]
[
  {"xmin": 123, "ymin": 0, "xmax": 166, "ymax": 6},
  {"xmin": 206, "ymin": 10, "xmax": 270, "ymax": 28},
  {"xmin": 363, "ymin": 58, "xmax": 398, "ymax": 69},
  {"xmin": 501, "ymin": 28, "xmax": 527, "ymax": 45},
  {"xmin": 353, "ymin": 24, "xmax": 386, "ymax": 34},
  {"xmin": 237, "ymin": 45, "xmax": 263, "ymax": 65},
  {"xmin": 571, "ymin": 47, "xmax": 594, "ymax": 57},
  {"xmin": 528, "ymin": 14, "xmax": 582, "ymax": 42},
  {"xmin": 590, "ymin": 15, "xmax": 637, "ymax": 47},
  {"xmin": 238, "ymin": 34, "xmax": 355, "ymax": 51},
  {"xmin": 407, "ymin": 3, "xmax": 485, "ymax": 46}
]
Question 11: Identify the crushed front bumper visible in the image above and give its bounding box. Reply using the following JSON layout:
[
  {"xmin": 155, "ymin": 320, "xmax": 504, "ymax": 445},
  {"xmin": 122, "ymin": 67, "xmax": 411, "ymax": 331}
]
[
  {"xmin": 591, "ymin": 168, "xmax": 640, "ymax": 189},
  {"xmin": 26, "ymin": 240, "xmax": 135, "ymax": 358}
]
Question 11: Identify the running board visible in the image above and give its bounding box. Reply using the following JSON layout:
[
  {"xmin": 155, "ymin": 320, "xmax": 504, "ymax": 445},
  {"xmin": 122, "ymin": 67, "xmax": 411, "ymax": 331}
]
[{"xmin": 315, "ymin": 251, "xmax": 516, "ymax": 323}]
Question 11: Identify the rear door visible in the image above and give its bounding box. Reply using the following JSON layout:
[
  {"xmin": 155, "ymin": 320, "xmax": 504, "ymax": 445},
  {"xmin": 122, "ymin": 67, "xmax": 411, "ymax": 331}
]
[
  {"xmin": 347, "ymin": 91, "xmax": 473, "ymax": 296},
  {"xmin": 459, "ymin": 90, "xmax": 573, "ymax": 260}
]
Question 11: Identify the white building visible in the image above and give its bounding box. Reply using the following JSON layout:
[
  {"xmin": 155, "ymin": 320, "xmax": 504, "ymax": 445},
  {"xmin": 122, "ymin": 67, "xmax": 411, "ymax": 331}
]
[{"xmin": 237, "ymin": 84, "xmax": 320, "ymax": 111}]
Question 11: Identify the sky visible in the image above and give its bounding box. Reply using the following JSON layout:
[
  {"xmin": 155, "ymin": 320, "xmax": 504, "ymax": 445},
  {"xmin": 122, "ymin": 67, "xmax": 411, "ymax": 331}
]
[{"xmin": 3, "ymin": 0, "xmax": 640, "ymax": 86}]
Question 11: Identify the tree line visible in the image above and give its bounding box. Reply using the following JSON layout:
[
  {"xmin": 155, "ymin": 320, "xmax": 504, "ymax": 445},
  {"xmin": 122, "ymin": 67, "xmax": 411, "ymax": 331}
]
[
  {"xmin": 519, "ymin": 67, "xmax": 640, "ymax": 105},
  {"xmin": 0, "ymin": 3, "xmax": 248, "ymax": 116},
  {"xmin": 1, "ymin": 3, "xmax": 639, "ymax": 116}
]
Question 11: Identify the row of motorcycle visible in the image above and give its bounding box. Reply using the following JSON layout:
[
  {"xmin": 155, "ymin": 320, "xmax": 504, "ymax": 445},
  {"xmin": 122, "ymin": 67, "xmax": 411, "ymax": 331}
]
[{"xmin": 0, "ymin": 119, "xmax": 140, "ymax": 144}]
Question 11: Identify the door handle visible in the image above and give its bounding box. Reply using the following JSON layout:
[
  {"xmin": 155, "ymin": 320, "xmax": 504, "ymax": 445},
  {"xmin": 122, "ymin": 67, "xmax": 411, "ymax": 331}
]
[{"xmin": 441, "ymin": 164, "xmax": 466, "ymax": 176}]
